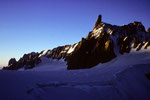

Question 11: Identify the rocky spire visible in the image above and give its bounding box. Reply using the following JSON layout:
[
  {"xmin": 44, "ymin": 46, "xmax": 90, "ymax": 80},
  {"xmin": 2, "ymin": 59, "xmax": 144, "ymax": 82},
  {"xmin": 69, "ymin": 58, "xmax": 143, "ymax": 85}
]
[{"xmin": 94, "ymin": 15, "xmax": 102, "ymax": 28}]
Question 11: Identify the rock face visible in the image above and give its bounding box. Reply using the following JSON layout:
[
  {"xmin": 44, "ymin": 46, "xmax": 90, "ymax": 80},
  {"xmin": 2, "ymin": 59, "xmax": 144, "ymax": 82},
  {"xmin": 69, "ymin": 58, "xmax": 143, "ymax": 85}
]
[
  {"xmin": 3, "ymin": 15, "xmax": 150, "ymax": 70},
  {"xmin": 45, "ymin": 45, "xmax": 72, "ymax": 59},
  {"xmin": 8, "ymin": 58, "xmax": 17, "ymax": 66},
  {"xmin": 94, "ymin": 15, "xmax": 102, "ymax": 28},
  {"xmin": 66, "ymin": 15, "xmax": 150, "ymax": 69},
  {"xmin": 3, "ymin": 52, "xmax": 41, "ymax": 70},
  {"xmin": 66, "ymin": 34, "xmax": 116, "ymax": 69},
  {"xmin": 3, "ymin": 45, "xmax": 72, "ymax": 70}
]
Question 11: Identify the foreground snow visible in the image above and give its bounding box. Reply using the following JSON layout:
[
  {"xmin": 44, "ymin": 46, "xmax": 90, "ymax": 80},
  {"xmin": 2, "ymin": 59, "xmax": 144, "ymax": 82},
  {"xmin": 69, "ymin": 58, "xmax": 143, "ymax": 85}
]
[{"xmin": 0, "ymin": 49, "xmax": 150, "ymax": 100}]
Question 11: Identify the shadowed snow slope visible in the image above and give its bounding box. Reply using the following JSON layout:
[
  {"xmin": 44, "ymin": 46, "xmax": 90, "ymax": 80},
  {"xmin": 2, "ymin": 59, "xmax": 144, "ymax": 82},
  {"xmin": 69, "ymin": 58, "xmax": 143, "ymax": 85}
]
[
  {"xmin": 18, "ymin": 57, "xmax": 67, "ymax": 71},
  {"xmin": 1, "ymin": 15, "xmax": 150, "ymax": 99},
  {"xmin": 0, "ymin": 49, "xmax": 150, "ymax": 100},
  {"xmin": 3, "ymin": 15, "xmax": 150, "ymax": 70}
]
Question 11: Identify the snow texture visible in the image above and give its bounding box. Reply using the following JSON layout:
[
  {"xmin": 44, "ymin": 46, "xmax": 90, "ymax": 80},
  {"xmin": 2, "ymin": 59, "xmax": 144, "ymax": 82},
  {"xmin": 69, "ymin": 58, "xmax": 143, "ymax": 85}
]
[
  {"xmin": 67, "ymin": 43, "xmax": 78, "ymax": 54},
  {"xmin": 19, "ymin": 57, "xmax": 67, "ymax": 71},
  {"xmin": 0, "ymin": 49, "xmax": 150, "ymax": 100},
  {"xmin": 39, "ymin": 50, "xmax": 49, "ymax": 57}
]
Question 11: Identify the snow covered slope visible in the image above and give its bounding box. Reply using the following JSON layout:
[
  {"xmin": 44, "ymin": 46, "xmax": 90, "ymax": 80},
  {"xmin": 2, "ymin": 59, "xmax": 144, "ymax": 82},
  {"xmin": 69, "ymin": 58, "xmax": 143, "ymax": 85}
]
[
  {"xmin": 66, "ymin": 15, "xmax": 150, "ymax": 69},
  {"xmin": 1, "ymin": 15, "xmax": 150, "ymax": 100},
  {"xmin": 3, "ymin": 15, "xmax": 150, "ymax": 70},
  {"xmin": 19, "ymin": 57, "xmax": 67, "ymax": 71},
  {"xmin": 0, "ymin": 49, "xmax": 150, "ymax": 100}
]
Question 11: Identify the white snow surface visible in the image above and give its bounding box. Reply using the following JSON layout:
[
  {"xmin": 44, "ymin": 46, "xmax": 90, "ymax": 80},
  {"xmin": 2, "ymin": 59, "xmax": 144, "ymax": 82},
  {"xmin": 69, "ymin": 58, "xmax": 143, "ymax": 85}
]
[
  {"xmin": 19, "ymin": 57, "xmax": 67, "ymax": 71},
  {"xmin": 0, "ymin": 49, "xmax": 150, "ymax": 100},
  {"xmin": 67, "ymin": 43, "xmax": 78, "ymax": 54},
  {"xmin": 39, "ymin": 50, "xmax": 49, "ymax": 57}
]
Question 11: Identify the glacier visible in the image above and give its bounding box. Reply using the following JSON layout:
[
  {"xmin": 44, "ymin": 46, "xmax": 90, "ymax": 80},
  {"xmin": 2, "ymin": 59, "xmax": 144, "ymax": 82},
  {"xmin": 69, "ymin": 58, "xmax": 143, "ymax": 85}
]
[{"xmin": 0, "ymin": 48, "xmax": 150, "ymax": 100}]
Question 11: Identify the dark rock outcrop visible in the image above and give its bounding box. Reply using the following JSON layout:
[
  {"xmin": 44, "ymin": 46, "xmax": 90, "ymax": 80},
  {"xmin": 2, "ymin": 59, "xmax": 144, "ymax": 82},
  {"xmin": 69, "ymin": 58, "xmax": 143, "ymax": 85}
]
[
  {"xmin": 94, "ymin": 15, "xmax": 102, "ymax": 28},
  {"xmin": 145, "ymin": 73, "xmax": 150, "ymax": 80},
  {"xmin": 3, "ymin": 58, "xmax": 17, "ymax": 70},
  {"xmin": 46, "ymin": 45, "xmax": 71, "ymax": 59},
  {"xmin": 3, "ymin": 14, "xmax": 150, "ymax": 70},
  {"xmin": 3, "ymin": 45, "xmax": 72, "ymax": 70},
  {"xmin": 3, "ymin": 52, "xmax": 41, "ymax": 70},
  {"xmin": 8, "ymin": 58, "xmax": 17, "ymax": 66},
  {"xmin": 66, "ymin": 15, "xmax": 150, "ymax": 69},
  {"xmin": 67, "ymin": 32, "xmax": 116, "ymax": 69},
  {"xmin": 147, "ymin": 28, "xmax": 150, "ymax": 33}
]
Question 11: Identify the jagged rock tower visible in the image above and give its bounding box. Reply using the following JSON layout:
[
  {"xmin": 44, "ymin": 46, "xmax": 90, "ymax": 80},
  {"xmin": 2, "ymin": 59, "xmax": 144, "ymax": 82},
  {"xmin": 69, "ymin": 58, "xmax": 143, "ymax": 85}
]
[
  {"xmin": 94, "ymin": 15, "xmax": 102, "ymax": 28},
  {"xmin": 3, "ymin": 15, "xmax": 150, "ymax": 70}
]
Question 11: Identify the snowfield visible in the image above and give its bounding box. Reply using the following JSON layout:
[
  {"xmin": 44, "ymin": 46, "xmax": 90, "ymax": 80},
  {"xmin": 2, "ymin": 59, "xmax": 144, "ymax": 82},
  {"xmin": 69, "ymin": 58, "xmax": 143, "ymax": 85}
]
[{"xmin": 0, "ymin": 49, "xmax": 150, "ymax": 100}]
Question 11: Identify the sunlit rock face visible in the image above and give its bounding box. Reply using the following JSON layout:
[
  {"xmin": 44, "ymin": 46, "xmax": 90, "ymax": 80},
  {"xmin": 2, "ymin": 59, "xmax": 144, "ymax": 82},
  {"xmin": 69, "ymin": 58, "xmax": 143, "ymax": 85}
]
[
  {"xmin": 3, "ymin": 15, "xmax": 150, "ymax": 70},
  {"xmin": 66, "ymin": 15, "xmax": 150, "ymax": 69},
  {"xmin": 45, "ymin": 45, "xmax": 72, "ymax": 59},
  {"xmin": 66, "ymin": 33, "xmax": 116, "ymax": 69},
  {"xmin": 66, "ymin": 15, "xmax": 116, "ymax": 69}
]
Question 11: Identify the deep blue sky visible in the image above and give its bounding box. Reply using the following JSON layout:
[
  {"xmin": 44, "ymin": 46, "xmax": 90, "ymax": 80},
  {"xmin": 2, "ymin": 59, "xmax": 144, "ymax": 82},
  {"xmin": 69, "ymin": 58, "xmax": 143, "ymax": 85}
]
[{"xmin": 0, "ymin": 0, "xmax": 150, "ymax": 67}]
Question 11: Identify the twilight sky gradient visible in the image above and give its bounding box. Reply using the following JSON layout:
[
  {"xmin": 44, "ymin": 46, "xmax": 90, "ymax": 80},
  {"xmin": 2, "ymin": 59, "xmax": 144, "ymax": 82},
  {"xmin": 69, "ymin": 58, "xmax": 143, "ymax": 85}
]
[{"xmin": 0, "ymin": 0, "xmax": 150, "ymax": 67}]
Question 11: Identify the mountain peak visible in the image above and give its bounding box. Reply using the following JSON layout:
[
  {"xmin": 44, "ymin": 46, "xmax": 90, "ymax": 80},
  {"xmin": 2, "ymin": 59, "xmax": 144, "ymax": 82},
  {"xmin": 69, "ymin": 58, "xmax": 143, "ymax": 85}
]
[
  {"xmin": 3, "ymin": 15, "xmax": 150, "ymax": 70},
  {"xmin": 94, "ymin": 15, "xmax": 102, "ymax": 28}
]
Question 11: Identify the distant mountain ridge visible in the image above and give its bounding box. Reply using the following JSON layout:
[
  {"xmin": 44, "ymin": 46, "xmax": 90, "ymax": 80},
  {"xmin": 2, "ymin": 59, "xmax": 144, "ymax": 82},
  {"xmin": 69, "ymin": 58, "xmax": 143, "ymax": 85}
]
[{"xmin": 3, "ymin": 15, "xmax": 150, "ymax": 70}]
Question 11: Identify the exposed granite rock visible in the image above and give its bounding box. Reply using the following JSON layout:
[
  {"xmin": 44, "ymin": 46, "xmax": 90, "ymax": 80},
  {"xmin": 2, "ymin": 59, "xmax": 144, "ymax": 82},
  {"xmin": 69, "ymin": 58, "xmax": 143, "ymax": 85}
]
[
  {"xmin": 94, "ymin": 15, "xmax": 102, "ymax": 28},
  {"xmin": 3, "ymin": 15, "xmax": 150, "ymax": 70},
  {"xmin": 3, "ymin": 52, "xmax": 41, "ymax": 70},
  {"xmin": 3, "ymin": 45, "xmax": 72, "ymax": 70},
  {"xmin": 66, "ymin": 15, "xmax": 150, "ymax": 69},
  {"xmin": 67, "ymin": 31, "xmax": 116, "ymax": 69}
]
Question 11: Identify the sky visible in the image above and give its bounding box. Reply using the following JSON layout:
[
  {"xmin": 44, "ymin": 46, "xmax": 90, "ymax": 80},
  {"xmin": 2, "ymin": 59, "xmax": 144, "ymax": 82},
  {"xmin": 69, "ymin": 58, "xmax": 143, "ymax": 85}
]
[{"xmin": 0, "ymin": 0, "xmax": 150, "ymax": 67}]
